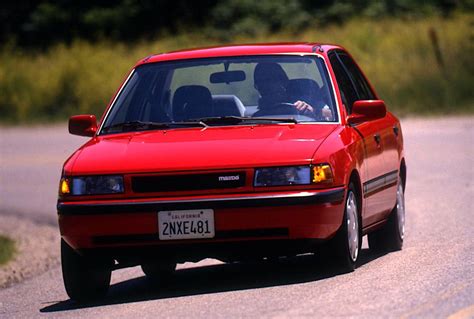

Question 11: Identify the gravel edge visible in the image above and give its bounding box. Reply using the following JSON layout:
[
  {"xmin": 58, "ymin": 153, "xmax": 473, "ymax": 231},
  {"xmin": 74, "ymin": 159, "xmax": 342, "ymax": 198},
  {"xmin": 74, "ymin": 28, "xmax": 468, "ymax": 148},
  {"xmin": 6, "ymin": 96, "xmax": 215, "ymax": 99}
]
[{"xmin": 0, "ymin": 214, "xmax": 60, "ymax": 289}]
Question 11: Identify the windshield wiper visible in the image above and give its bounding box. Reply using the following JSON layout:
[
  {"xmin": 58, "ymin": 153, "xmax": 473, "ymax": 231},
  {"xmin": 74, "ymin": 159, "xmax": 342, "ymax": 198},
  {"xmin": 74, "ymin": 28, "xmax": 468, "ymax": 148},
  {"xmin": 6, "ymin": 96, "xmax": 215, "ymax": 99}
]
[
  {"xmin": 102, "ymin": 120, "xmax": 207, "ymax": 133},
  {"xmin": 194, "ymin": 116, "xmax": 298, "ymax": 125},
  {"xmin": 102, "ymin": 116, "xmax": 296, "ymax": 133}
]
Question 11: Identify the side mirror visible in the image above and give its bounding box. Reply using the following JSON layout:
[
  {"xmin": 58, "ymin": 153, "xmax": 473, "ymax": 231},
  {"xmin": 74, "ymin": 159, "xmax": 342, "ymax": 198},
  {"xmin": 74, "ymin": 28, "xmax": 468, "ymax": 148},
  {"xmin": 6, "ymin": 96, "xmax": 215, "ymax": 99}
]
[
  {"xmin": 68, "ymin": 115, "xmax": 97, "ymax": 137},
  {"xmin": 347, "ymin": 100, "xmax": 386, "ymax": 125}
]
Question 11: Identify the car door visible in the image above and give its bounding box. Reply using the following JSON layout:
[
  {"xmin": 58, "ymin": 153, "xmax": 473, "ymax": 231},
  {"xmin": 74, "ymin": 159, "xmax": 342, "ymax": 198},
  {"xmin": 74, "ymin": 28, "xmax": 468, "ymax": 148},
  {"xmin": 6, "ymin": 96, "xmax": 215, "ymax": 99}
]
[
  {"xmin": 329, "ymin": 50, "xmax": 395, "ymax": 227},
  {"xmin": 338, "ymin": 52, "xmax": 400, "ymax": 219}
]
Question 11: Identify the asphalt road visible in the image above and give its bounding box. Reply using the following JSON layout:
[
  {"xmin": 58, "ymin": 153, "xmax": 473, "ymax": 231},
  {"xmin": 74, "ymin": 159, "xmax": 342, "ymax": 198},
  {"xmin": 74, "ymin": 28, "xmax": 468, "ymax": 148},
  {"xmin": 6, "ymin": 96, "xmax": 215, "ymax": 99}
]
[{"xmin": 0, "ymin": 117, "xmax": 473, "ymax": 318}]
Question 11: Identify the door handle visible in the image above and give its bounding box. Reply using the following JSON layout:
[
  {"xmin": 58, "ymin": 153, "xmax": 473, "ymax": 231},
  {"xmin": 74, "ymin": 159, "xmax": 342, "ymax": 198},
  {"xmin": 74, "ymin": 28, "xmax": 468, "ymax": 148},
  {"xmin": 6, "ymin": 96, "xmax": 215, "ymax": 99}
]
[
  {"xmin": 393, "ymin": 126, "xmax": 399, "ymax": 136},
  {"xmin": 374, "ymin": 133, "xmax": 381, "ymax": 145}
]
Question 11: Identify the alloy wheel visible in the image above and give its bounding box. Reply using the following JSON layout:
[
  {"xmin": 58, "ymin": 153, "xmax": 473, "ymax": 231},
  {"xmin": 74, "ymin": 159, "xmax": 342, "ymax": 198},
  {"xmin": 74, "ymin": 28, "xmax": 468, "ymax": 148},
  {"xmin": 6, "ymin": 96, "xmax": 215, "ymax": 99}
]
[
  {"xmin": 346, "ymin": 191, "xmax": 359, "ymax": 262},
  {"xmin": 396, "ymin": 183, "xmax": 405, "ymax": 240}
]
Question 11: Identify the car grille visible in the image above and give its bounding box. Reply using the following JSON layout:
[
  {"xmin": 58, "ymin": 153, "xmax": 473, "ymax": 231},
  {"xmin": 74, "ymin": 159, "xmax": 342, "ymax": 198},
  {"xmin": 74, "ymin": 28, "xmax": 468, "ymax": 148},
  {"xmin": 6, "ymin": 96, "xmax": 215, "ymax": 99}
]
[{"xmin": 131, "ymin": 171, "xmax": 246, "ymax": 193}]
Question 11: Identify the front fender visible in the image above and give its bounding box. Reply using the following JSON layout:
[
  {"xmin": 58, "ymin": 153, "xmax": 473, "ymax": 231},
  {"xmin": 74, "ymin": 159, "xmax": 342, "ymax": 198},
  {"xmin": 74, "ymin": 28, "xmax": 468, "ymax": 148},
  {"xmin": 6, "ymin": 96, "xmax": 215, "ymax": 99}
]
[{"xmin": 311, "ymin": 126, "xmax": 365, "ymax": 190}]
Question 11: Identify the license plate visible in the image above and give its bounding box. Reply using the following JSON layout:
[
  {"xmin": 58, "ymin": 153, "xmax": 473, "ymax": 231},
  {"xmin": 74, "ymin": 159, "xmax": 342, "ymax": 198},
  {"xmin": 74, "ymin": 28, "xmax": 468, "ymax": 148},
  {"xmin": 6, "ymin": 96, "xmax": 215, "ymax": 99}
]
[{"xmin": 158, "ymin": 209, "xmax": 215, "ymax": 240}]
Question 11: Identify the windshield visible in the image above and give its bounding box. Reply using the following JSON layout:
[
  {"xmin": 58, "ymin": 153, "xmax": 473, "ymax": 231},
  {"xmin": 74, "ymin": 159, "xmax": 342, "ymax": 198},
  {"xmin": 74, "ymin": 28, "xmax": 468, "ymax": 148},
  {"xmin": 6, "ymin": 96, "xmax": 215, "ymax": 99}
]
[{"xmin": 101, "ymin": 55, "xmax": 337, "ymax": 134}]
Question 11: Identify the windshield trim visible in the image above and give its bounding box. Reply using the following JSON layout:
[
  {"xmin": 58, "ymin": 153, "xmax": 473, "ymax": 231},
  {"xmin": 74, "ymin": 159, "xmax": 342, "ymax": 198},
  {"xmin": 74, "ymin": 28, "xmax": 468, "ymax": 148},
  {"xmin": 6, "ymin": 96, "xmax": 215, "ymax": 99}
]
[
  {"xmin": 309, "ymin": 53, "xmax": 342, "ymax": 126},
  {"xmin": 97, "ymin": 68, "xmax": 136, "ymax": 136},
  {"xmin": 97, "ymin": 53, "xmax": 341, "ymax": 136}
]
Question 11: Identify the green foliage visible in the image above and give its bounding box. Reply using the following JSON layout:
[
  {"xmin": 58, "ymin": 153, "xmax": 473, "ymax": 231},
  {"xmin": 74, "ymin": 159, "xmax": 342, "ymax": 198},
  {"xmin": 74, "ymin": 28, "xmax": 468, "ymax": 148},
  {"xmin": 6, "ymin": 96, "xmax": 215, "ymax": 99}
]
[
  {"xmin": 211, "ymin": 0, "xmax": 311, "ymax": 38},
  {"xmin": 1, "ymin": 1, "xmax": 471, "ymax": 47},
  {"xmin": 0, "ymin": 14, "xmax": 472, "ymax": 123},
  {"xmin": 0, "ymin": 235, "xmax": 15, "ymax": 266},
  {"xmin": 82, "ymin": 1, "xmax": 140, "ymax": 39}
]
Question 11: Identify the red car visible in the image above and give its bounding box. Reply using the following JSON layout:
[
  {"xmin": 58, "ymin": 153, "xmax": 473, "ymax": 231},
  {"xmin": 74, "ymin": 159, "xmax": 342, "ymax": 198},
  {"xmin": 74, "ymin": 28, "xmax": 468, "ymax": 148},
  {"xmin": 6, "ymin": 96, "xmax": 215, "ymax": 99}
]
[{"xmin": 58, "ymin": 43, "xmax": 406, "ymax": 301}]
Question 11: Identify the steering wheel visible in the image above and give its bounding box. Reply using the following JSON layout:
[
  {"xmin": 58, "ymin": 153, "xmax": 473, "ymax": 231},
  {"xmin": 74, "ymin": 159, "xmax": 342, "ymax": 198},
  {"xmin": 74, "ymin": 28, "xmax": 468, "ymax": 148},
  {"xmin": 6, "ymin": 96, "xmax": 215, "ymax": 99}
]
[{"xmin": 263, "ymin": 102, "xmax": 302, "ymax": 116}]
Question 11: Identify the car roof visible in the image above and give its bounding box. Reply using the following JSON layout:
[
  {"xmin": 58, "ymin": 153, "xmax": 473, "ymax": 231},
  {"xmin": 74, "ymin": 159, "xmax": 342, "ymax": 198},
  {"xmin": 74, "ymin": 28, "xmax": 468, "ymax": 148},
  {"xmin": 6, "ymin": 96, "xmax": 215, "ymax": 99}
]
[{"xmin": 136, "ymin": 43, "xmax": 343, "ymax": 66}]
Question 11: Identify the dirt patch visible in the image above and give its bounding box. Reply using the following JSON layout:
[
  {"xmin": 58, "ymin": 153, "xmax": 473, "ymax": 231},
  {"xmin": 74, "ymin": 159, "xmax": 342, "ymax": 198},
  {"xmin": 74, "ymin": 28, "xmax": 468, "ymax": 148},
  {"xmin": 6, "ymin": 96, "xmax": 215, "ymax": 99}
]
[{"xmin": 0, "ymin": 214, "xmax": 60, "ymax": 288}]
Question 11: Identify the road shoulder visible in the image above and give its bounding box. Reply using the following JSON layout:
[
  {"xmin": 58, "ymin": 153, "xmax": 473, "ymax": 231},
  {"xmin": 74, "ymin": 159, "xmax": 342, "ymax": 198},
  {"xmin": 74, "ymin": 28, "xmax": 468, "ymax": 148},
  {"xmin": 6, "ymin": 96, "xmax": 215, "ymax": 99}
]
[{"xmin": 0, "ymin": 214, "xmax": 59, "ymax": 288}]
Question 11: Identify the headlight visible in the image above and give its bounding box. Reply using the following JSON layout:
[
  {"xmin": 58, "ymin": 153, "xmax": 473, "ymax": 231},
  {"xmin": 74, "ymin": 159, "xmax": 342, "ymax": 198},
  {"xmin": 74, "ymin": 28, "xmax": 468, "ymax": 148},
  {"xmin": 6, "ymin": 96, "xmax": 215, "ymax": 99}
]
[
  {"xmin": 254, "ymin": 164, "xmax": 333, "ymax": 187},
  {"xmin": 254, "ymin": 166, "xmax": 311, "ymax": 187},
  {"xmin": 59, "ymin": 175, "xmax": 124, "ymax": 195}
]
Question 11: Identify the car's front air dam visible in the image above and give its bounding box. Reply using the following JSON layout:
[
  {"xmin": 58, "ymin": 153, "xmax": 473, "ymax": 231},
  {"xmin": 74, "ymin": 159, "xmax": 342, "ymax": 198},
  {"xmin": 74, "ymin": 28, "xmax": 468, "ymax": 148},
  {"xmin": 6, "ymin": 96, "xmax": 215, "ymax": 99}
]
[{"xmin": 58, "ymin": 187, "xmax": 345, "ymax": 250}]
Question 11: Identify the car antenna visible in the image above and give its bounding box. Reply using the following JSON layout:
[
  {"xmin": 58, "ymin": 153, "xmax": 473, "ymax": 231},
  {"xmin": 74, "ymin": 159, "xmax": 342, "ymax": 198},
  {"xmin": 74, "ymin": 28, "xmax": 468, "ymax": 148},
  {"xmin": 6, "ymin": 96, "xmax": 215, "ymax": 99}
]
[{"xmin": 312, "ymin": 45, "xmax": 324, "ymax": 53}]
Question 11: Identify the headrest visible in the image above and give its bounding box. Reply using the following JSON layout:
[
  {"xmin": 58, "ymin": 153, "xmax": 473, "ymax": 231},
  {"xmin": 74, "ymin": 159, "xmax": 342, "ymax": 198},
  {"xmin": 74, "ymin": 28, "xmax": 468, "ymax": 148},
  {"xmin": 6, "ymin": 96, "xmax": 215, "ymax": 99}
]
[
  {"xmin": 286, "ymin": 79, "xmax": 320, "ymax": 96},
  {"xmin": 254, "ymin": 63, "xmax": 289, "ymax": 87},
  {"xmin": 173, "ymin": 85, "xmax": 213, "ymax": 121}
]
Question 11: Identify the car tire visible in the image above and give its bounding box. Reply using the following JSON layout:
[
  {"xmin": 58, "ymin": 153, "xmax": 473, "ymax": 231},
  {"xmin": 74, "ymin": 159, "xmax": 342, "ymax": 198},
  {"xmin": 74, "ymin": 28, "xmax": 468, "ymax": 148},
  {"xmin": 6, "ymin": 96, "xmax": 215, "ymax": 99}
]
[
  {"xmin": 368, "ymin": 181, "xmax": 405, "ymax": 252},
  {"xmin": 319, "ymin": 182, "xmax": 361, "ymax": 272},
  {"xmin": 61, "ymin": 239, "xmax": 111, "ymax": 302},
  {"xmin": 141, "ymin": 261, "xmax": 176, "ymax": 283}
]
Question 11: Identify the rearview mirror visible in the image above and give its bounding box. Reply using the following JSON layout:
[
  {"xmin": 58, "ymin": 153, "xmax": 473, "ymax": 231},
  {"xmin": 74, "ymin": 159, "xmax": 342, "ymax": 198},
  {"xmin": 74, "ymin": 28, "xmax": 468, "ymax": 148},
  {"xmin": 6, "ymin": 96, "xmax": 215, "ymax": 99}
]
[
  {"xmin": 210, "ymin": 70, "xmax": 246, "ymax": 84},
  {"xmin": 69, "ymin": 115, "xmax": 97, "ymax": 137},
  {"xmin": 347, "ymin": 100, "xmax": 386, "ymax": 125}
]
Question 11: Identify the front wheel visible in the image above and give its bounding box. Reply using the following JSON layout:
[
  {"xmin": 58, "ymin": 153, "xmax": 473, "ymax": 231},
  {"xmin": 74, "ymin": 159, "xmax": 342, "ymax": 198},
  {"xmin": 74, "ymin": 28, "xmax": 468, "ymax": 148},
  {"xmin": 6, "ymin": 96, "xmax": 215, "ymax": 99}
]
[
  {"xmin": 319, "ymin": 182, "xmax": 361, "ymax": 272},
  {"xmin": 368, "ymin": 182, "xmax": 405, "ymax": 252},
  {"xmin": 61, "ymin": 239, "xmax": 111, "ymax": 302}
]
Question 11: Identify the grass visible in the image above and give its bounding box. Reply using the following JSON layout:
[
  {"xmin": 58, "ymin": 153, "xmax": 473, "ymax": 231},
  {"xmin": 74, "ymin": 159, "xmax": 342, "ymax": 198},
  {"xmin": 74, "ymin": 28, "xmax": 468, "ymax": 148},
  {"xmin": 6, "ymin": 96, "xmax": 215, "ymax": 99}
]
[
  {"xmin": 0, "ymin": 13, "xmax": 472, "ymax": 123},
  {"xmin": 0, "ymin": 235, "xmax": 15, "ymax": 266}
]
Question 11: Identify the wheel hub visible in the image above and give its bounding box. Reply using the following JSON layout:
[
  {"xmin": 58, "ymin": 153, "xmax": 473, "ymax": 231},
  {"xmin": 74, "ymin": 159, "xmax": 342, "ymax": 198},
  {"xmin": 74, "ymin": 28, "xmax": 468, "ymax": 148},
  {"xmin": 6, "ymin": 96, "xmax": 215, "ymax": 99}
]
[
  {"xmin": 346, "ymin": 192, "xmax": 359, "ymax": 262},
  {"xmin": 397, "ymin": 184, "xmax": 405, "ymax": 239}
]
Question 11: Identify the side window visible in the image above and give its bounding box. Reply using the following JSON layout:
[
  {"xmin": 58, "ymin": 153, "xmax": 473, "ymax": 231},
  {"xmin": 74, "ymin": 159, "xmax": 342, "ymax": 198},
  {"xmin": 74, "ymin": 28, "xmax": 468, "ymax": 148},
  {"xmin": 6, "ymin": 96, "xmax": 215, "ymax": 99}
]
[
  {"xmin": 338, "ymin": 53, "xmax": 375, "ymax": 100},
  {"xmin": 329, "ymin": 52, "xmax": 358, "ymax": 114}
]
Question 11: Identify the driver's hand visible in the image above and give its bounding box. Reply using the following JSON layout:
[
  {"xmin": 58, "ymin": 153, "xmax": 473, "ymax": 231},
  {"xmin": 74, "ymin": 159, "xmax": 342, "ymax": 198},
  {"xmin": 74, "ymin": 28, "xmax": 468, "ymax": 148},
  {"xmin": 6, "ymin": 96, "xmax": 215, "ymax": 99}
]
[
  {"xmin": 322, "ymin": 105, "xmax": 333, "ymax": 120},
  {"xmin": 294, "ymin": 100, "xmax": 314, "ymax": 114}
]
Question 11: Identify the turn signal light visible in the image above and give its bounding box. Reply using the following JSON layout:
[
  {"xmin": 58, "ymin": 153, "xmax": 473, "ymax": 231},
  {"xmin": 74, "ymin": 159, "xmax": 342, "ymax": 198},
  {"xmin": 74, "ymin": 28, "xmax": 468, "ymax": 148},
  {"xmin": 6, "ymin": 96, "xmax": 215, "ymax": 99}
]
[
  {"xmin": 312, "ymin": 164, "xmax": 334, "ymax": 183},
  {"xmin": 60, "ymin": 178, "xmax": 70, "ymax": 194}
]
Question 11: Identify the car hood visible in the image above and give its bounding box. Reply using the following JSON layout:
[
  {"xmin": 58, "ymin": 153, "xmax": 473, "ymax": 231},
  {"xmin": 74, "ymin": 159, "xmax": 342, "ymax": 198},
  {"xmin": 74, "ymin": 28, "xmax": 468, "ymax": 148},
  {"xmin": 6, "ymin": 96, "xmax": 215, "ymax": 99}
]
[{"xmin": 69, "ymin": 124, "xmax": 338, "ymax": 175}]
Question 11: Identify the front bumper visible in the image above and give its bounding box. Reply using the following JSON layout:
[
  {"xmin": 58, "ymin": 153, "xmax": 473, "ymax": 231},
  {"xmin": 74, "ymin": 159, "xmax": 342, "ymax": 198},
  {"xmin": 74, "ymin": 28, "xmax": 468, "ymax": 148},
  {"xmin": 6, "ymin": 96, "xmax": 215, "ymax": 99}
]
[{"xmin": 58, "ymin": 187, "xmax": 346, "ymax": 259}]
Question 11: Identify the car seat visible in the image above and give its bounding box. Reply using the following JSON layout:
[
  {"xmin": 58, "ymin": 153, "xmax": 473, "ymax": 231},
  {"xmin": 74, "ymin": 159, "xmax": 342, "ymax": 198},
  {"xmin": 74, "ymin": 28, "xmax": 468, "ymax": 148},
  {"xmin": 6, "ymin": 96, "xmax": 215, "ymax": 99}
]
[
  {"xmin": 212, "ymin": 95, "xmax": 245, "ymax": 117},
  {"xmin": 172, "ymin": 85, "xmax": 214, "ymax": 121}
]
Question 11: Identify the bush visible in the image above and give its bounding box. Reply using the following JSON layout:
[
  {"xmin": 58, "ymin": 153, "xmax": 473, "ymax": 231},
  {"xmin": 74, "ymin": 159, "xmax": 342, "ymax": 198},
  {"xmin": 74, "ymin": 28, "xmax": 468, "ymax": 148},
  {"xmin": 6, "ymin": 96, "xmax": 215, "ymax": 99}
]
[{"xmin": 211, "ymin": 0, "xmax": 311, "ymax": 38}]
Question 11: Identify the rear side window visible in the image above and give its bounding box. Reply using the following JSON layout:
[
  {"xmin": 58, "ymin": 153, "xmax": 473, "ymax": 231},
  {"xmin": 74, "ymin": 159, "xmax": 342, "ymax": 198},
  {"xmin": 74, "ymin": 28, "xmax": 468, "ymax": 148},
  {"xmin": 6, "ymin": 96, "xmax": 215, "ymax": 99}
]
[
  {"xmin": 329, "ymin": 52, "xmax": 358, "ymax": 114},
  {"xmin": 338, "ymin": 53, "xmax": 375, "ymax": 101}
]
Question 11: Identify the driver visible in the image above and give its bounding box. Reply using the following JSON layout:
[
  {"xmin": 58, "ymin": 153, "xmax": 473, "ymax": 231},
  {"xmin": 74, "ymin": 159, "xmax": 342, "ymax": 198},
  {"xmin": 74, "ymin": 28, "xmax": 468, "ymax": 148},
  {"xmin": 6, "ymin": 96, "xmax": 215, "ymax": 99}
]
[
  {"xmin": 253, "ymin": 62, "xmax": 314, "ymax": 116},
  {"xmin": 253, "ymin": 62, "xmax": 332, "ymax": 120}
]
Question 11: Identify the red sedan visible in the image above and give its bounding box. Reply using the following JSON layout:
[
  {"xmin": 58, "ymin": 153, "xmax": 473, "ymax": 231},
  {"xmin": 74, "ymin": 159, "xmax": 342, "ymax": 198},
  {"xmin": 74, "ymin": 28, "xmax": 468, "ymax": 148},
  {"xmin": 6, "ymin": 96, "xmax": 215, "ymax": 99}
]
[{"xmin": 58, "ymin": 43, "xmax": 406, "ymax": 301}]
